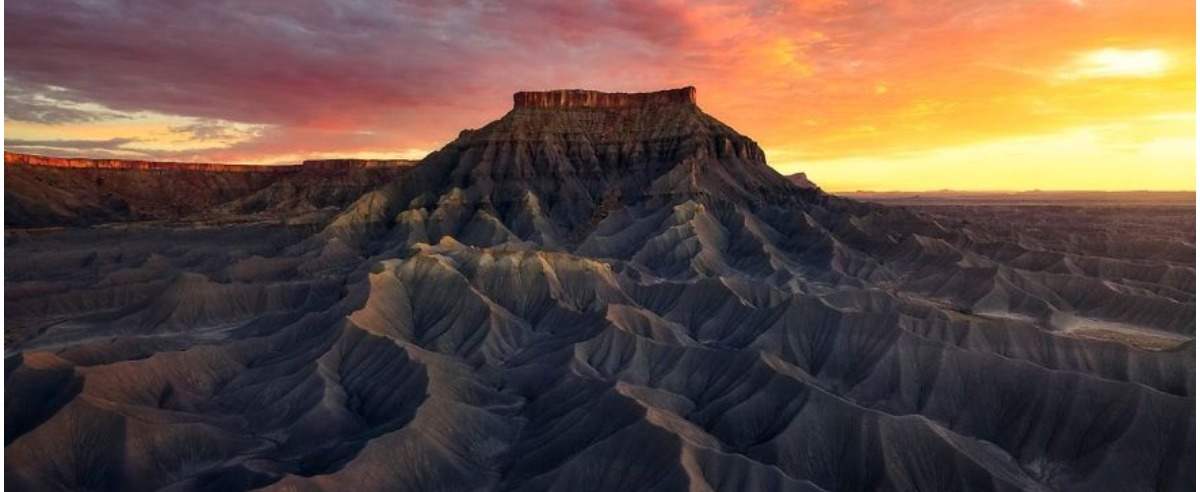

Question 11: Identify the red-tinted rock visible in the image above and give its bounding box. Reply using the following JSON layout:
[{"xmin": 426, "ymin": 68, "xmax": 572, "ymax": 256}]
[{"xmin": 513, "ymin": 87, "xmax": 696, "ymax": 109}]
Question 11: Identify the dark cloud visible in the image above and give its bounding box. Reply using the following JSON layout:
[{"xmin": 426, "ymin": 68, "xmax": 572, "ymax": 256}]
[
  {"xmin": 4, "ymin": 81, "xmax": 131, "ymax": 124},
  {"xmin": 6, "ymin": 137, "xmax": 141, "ymax": 151},
  {"xmin": 7, "ymin": 137, "xmax": 140, "ymax": 150},
  {"xmin": 3, "ymin": 146, "xmax": 153, "ymax": 159},
  {"xmin": 5, "ymin": 137, "xmax": 149, "ymax": 159},
  {"xmin": 169, "ymin": 120, "xmax": 258, "ymax": 142},
  {"xmin": 5, "ymin": 97, "xmax": 113, "ymax": 124},
  {"xmin": 3, "ymin": 0, "xmax": 694, "ymax": 135}
]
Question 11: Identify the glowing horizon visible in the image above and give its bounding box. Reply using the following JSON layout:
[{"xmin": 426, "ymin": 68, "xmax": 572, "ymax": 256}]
[{"xmin": 4, "ymin": 0, "xmax": 1195, "ymax": 192}]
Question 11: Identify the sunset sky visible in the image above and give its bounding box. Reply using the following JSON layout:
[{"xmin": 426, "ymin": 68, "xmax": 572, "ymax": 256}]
[{"xmin": 4, "ymin": 0, "xmax": 1195, "ymax": 191}]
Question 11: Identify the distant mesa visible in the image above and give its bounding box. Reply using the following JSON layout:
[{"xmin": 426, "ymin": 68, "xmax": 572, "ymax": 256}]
[
  {"xmin": 4, "ymin": 150, "xmax": 285, "ymax": 173},
  {"xmin": 513, "ymin": 86, "xmax": 697, "ymax": 109},
  {"xmin": 4, "ymin": 151, "xmax": 417, "ymax": 173},
  {"xmin": 3, "ymin": 151, "xmax": 418, "ymax": 227},
  {"xmin": 301, "ymin": 158, "xmax": 419, "ymax": 170}
]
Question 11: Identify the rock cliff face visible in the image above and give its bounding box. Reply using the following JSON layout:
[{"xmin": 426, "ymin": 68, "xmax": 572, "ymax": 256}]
[
  {"xmin": 513, "ymin": 86, "xmax": 697, "ymax": 109},
  {"xmin": 5, "ymin": 152, "xmax": 416, "ymax": 227},
  {"xmin": 5, "ymin": 151, "xmax": 295, "ymax": 173},
  {"xmin": 4, "ymin": 88, "xmax": 1194, "ymax": 492}
]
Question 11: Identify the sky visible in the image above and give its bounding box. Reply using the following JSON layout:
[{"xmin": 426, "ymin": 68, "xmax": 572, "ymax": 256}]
[{"xmin": 4, "ymin": 0, "xmax": 1195, "ymax": 191}]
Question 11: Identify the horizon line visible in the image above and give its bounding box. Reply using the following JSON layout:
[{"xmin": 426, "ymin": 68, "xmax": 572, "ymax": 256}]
[
  {"xmin": 830, "ymin": 189, "xmax": 1196, "ymax": 194},
  {"xmin": 6, "ymin": 150, "xmax": 1194, "ymax": 195}
]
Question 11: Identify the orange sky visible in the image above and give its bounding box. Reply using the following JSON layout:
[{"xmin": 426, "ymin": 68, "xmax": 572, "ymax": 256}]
[{"xmin": 5, "ymin": 0, "xmax": 1196, "ymax": 191}]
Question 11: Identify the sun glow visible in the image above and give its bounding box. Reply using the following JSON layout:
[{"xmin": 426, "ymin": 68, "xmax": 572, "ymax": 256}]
[
  {"xmin": 770, "ymin": 113, "xmax": 1195, "ymax": 192},
  {"xmin": 1058, "ymin": 48, "xmax": 1171, "ymax": 80}
]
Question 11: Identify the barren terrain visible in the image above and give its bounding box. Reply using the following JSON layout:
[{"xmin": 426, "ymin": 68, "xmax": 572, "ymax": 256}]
[{"xmin": 5, "ymin": 89, "xmax": 1194, "ymax": 491}]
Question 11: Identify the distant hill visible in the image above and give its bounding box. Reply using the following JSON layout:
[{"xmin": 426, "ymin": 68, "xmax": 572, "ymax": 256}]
[
  {"xmin": 839, "ymin": 189, "xmax": 1195, "ymax": 206},
  {"xmin": 4, "ymin": 151, "xmax": 417, "ymax": 227}
]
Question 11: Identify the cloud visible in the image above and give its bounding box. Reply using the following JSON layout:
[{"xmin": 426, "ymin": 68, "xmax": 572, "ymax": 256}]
[
  {"xmin": 168, "ymin": 119, "xmax": 266, "ymax": 144},
  {"xmin": 1056, "ymin": 48, "xmax": 1171, "ymax": 81},
  {"xmin": 6, "ymin": 137, "xmax": 140, "ymax": 151},
  {"xmin": 5, "ymin": 137, "xmax": 149, "ymax": 158},
  {"xmin": 4, "ymin": 0, "xmax": 710, "ymax": 161},
  {"xmin": 4, "ymin": 0, "xmax": 693, "ymax": 126},
  {"xmin": 4, "ymin": 81, "xmax": 132, "ymax": 124}
]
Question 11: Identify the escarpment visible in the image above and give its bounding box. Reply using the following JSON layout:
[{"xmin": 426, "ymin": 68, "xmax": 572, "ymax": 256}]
[
  {"xmin": 6, "ymin": 151, "xmax": 417, "ymax": 173},
  {"xmin": 512, "ymin": 86, "xmax": 698, "ymax": 109},
  {"xmin": 5, "ymin": 151, "xmax": 296, "ymax": 173},
  {"xmin": 4, "ymin": 151, "xmax": 417, "ymax": 227}
]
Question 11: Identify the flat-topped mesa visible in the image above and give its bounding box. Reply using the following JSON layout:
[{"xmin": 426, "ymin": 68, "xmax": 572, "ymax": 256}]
[
  {"xmin": 5, "ymin": 152, "xmax": 417, "ymax": 173},
  {"xmin": 301, "ymin": 158, "xmax": 418, "ymax": 170},
  {"xmin": 4, "ymin": 151, "xmax": 293, "ymax": 173},
  {"xmin": 513, "ymin": 86, "xmax": 697, "ymax": 109}
]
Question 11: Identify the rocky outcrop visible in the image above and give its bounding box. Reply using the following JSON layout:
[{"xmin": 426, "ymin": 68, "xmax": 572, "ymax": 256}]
[
  {"xmin": 513, "ymin": 86, "xmax": 697, "ymax": 109},
  {"xmin": 787, "ymin": 172, "xmax": 818, "ymax": 189}
]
